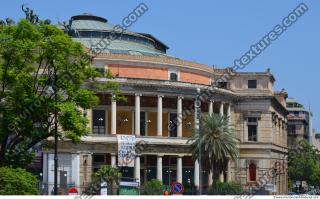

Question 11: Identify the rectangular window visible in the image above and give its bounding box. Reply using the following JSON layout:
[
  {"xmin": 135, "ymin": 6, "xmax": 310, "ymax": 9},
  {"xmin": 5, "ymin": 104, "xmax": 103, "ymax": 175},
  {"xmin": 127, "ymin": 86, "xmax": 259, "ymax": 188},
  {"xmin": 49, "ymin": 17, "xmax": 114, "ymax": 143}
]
[
  {"xmin": 248, "ymin": 80, "xmax": 257, "ymax": 89},
  {"xmin": 92, "ymin": 109, "xmax": 106, "ymax": 134},
  {"xmin": 248, "ymin": 117, "xmax": 258, "ymax": 123},
  {"xmin": 140, "ymin": 112, "xmax": 146, "ymax": 136},
  {"xmin": 247, "ymin": 117, "xmax": 258, "ymax": 141},
  {"xmin": 93, "ymin": 154, "xmax": 105, "ymax": 163},
  {"xmin": 248, "ymin": 125, "xmax": 257, "ymax": 141},
  {"xmin": 218, "ymin": 82, "xmax": 227, "ymax": 89},
  {"xmin": 288, "ymin": 125, "xmax": 296, "ymax": 135},
  {"xmin": 170, "ymin": 73, "xmax": 178, "ymax": 81}
]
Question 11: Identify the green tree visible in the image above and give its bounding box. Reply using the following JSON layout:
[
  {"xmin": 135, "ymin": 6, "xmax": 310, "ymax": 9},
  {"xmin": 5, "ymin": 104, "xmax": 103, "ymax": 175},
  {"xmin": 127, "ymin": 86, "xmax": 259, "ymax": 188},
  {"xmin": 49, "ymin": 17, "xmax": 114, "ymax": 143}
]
[
  {"xmin": 0, "ymin": 19, "xmax": 120, "ymax": 167},
  {"xmin": 84, "ymin": 165, "xmax": 122, "ymax": 195},
  {"xmin": 288, "ymin": 140, "xmax": 320, "ymax": 187},
  {"xmin": 142, "ymin": 179, "xmax": 163, "ymax": 195},
  {"xmin": 189, "ymin": 114, "xmax": 239, "ymax": 192},
  {"xmin": 0, "ymin": 167, "xmax": 38, "ymax": 195}
]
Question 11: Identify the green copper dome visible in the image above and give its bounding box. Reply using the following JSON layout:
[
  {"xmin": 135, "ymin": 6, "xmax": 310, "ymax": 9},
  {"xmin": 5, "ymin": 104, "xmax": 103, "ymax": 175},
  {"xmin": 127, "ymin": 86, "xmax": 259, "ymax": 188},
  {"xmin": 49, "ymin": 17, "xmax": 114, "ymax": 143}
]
[{"xmin": 64, "ymin": 14, "xmax": 172, "ymax": 58}]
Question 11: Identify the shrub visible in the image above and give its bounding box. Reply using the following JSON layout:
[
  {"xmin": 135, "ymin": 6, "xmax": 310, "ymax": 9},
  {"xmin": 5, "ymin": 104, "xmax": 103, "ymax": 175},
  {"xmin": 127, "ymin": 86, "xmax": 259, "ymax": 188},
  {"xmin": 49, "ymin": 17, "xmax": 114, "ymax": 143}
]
[
  {"xmin": 142, "ymin": 179, "xmax": 163, "ymax": 195},
  {"xmin": 209, "ymin": 181, "xmax": 243, "ymax": 195},
  {"xmin": 0, "ymin": 167, "xmax": 38, "ymax": 195}
]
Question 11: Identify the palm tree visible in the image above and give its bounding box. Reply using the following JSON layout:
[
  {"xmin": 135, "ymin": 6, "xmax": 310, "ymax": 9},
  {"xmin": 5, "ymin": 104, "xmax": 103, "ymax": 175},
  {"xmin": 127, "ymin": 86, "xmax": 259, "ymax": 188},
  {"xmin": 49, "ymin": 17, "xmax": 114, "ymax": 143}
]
[
  {"xmin": 189, "ymin": 113, "xmax": 239, "ymax": 192},
  {"xmin": 85, "ymin": 165, "xmax": 122, "ymax": 195}
]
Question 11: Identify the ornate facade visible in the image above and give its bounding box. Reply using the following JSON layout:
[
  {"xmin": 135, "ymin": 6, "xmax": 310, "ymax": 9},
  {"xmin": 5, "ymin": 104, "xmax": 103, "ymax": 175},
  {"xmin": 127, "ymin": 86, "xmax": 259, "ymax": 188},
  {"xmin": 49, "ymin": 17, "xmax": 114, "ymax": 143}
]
[{"xmin": 42, "ymin": 14, "xmax": 288, "ymax": 195}]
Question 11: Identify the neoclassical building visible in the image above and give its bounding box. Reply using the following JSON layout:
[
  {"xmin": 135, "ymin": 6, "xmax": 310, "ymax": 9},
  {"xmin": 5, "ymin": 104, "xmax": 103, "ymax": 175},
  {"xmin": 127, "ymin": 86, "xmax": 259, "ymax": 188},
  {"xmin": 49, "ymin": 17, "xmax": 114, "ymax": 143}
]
[
  {"xmin": 287, "ymin": 98, "xmax": 313, "ymax": 146},
  {"xmin": 42, "ymin": 14, "xmax": 288, "ymax": 195}
]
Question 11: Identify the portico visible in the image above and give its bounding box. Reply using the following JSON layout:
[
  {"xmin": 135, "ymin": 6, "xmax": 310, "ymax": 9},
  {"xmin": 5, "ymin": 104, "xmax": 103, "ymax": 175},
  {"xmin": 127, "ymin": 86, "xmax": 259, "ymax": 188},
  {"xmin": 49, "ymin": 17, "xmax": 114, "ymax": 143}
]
[{"xmin": 88, "ymin": 88, "xmax": 234, "ymax": 187}]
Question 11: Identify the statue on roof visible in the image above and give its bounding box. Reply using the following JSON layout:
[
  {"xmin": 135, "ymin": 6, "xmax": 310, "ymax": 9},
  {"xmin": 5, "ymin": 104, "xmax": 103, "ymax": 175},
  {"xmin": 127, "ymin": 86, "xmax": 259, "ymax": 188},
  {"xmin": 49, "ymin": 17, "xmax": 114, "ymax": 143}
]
[
  {"xmin": 0, "ymin": 18, "xmax": 15, "ymax": 26},
  {"xmin": 5, "ymin": 18, "xmax": 15, "ymax": 25},
  {"xmin": 22, "ymin": 4, "xmax": 39, "ymax": 24},
  {"xmin": 59, "ymin": 19, "xmax": 79, "ymax": 37}
]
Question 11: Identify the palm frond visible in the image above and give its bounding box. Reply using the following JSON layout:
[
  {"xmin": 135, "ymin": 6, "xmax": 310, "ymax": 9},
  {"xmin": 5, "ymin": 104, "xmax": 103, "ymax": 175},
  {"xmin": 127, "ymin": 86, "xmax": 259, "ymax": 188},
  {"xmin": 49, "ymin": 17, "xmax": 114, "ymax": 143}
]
[{"xmin": 189, "ymin": 113, "xmax": 239, "ymax": 169}]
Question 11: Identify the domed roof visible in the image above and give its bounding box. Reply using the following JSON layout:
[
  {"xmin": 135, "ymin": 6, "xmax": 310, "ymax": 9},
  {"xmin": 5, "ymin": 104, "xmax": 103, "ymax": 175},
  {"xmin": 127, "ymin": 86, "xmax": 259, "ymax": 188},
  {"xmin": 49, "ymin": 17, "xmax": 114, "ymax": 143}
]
[{"xmin": 65, "ymin": 14, "xmax": 172, "ymax": 58}]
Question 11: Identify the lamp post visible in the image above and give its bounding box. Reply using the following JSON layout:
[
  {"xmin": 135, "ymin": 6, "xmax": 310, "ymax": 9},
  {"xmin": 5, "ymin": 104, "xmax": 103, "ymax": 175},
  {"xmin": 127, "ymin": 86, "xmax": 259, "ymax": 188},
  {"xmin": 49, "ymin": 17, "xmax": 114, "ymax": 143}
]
[
  {"xmin": 53, "ymin": 67, "xmax": 58, "ymax": 195},
  {"xmin": 47, "ymin": 63, "xmax": 58, "ymax": 195},
  {"xmin": 195, "ymin": 88, "xmax": 202, "ymax": 195}
]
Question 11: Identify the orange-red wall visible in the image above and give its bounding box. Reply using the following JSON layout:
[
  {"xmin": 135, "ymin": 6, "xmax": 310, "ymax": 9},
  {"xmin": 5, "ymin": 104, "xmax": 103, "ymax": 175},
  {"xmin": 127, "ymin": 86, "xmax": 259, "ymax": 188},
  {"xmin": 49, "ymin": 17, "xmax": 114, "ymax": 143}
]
[
  {"xmin": 180, "ymin": 71, "xmax": 210, "ymax": 85},
  {"xmin": 109, "ymin": 64, "xmax": 168, "ymax": 80},
  {"xmin": 108, "ymin": 64, "xmax": 210, "ymax": 85}
]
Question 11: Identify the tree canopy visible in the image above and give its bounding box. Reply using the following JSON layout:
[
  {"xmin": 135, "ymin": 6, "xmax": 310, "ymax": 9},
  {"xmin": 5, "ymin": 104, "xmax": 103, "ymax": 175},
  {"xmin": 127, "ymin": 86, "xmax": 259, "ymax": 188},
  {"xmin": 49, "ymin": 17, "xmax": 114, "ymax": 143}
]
[
  {"xmin": 288, "ymin": 139, "xmax": 320, "ymax": 186},
  {"xmin": 0, "ymin": 167, "xmax": 38, "ymax": 195},
  {"xmin": 0, "ymin": 19, "xmax": 119, "ymax": 167},
  {"xmin": 189, "ymin": 114, "xmax": 239, "ymax": 191}
]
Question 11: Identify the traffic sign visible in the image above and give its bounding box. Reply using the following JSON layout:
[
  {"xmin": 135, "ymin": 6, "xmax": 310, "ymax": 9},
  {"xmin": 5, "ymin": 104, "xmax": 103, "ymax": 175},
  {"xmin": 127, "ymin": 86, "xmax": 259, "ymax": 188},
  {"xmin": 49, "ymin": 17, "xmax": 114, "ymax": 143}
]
[
  {"xmin": 100, "ymin": 182, "xmax": 108, "ymax": 195},
  {"xmin": 119, "ymin": 181, "xmax": 139, "ymax": 187},
  {"xmin": 171, "ymin": 182, "xmax": 184, "ymax": 194}
]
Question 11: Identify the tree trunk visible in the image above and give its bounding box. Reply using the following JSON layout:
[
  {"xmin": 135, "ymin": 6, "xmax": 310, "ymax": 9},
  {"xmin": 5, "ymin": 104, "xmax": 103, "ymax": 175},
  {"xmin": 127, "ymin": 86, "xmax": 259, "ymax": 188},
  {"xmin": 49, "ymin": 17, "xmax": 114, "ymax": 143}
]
[{"xmin": 211, "ymin": 165, "xmax": 220, "ymax": 194}]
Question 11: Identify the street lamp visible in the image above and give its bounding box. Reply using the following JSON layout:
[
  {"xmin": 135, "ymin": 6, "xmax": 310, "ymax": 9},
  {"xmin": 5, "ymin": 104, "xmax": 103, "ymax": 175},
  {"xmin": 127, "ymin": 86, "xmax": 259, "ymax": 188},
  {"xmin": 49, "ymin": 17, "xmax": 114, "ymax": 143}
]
[
  {"xmin": 195, "ymin": 88, "xmax": 202, "ymax": 195},
  {"xmin": 47, "ymin": 63, "xmax": 58, "ymax": 195}
]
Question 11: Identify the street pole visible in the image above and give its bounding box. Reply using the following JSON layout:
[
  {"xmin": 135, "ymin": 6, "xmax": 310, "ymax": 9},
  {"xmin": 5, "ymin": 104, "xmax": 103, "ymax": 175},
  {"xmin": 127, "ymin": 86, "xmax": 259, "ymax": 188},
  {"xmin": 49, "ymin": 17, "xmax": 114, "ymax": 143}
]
[
  {"xmin": 195, "ymin": 88, "xmax": 202, "ymax": 195},
  {"xmin": 53, "ymin": 65, "xmax": 58, "ymax": 195}
]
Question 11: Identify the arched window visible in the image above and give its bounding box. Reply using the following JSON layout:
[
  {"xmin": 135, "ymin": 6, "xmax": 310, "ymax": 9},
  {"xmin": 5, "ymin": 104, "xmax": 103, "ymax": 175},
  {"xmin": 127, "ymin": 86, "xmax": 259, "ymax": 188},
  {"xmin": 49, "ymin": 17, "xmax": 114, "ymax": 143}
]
[{"xmin": 249, "ymin": 163, "xmax": 256, "ymax": 181}]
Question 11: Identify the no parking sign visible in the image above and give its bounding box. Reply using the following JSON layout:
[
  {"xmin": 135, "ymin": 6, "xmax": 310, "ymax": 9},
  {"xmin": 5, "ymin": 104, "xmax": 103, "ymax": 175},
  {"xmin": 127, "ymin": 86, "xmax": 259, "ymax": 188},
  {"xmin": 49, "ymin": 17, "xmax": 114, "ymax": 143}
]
[{"xmin": 171, "ymin": 182, "xmax": 184, "ymax": 194}]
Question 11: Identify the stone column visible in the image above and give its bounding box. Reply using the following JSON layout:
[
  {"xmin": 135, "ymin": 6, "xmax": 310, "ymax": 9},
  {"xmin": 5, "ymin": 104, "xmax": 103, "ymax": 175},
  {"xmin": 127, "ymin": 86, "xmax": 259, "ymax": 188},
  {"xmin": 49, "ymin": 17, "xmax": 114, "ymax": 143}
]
[
  {"xmin": 111, "ymin": 153, "xmax": 116, "ymax": 168},
  {"xmin": 157, "ymin": 95, "xmax": 163, "ymax": 136},
  {"xmin": 219, "ymin": 102, "xmax": 224, "ymax": 116},
  {"xmin": 134, "ymin": 156, "xmax": 140, "ymax": 182},
  {"xmin": 209, "ymin": 100, "xmax": 214, "ymax": 116},
  {"xmin": 208, "ymin": 170, "xmax": 213, "ymax": 186},
  {"xmin": 135, "ymin": 94, "xmax": 141, "ymax": 136},
  {"xmin": 80, "ymin": 153, "xmax": 92, "ymax": 189},
  {"xmin": 227, "ymin": 160, "xmax": 232, "ymax": 182},
  {"xmin": 111, "ymin": 94, "xmax": 117, "ymax": 135},
  {"xmin": 71, "ymin": 154, "xmax": 80, "ymax": 190},
  {"xmin": 177, "ymin": 156, "xmax": 183, "ymax": 183},
  {"xmin": 227, "ymin": 103, "xmax": 231, "ymax": 125},
  {"xmin": 157, "ymin": 155, "xmax": 163, "ymax": 182},
  {"xmin": 47, "ymin": 154, "xmax": 54, "ymax": 194},
  {"xmin": 219, "ymin": 172, "xmax": 224, "ymax": 182},
  {"xmin": 279, "ymin": 120, "xmax": 282, "ymax": 146},
  {"xmin": 194, "ymin": 160, "xmax": 200, "ymax": 188},
  {"xmin": 109, "ymin": 153, "xmax": 117, "ymax": 195},
  {"xmin": 177, "ymin": 96, "xmax": 183, "ymax": 137}
]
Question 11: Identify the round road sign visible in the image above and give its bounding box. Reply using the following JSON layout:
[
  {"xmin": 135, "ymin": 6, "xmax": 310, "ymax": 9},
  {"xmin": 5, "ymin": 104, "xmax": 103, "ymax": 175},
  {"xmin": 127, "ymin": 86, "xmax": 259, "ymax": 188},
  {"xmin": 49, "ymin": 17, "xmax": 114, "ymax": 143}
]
[{"xmin": 171, "ymin": 182, "xmax": 184, "ymax": 194}]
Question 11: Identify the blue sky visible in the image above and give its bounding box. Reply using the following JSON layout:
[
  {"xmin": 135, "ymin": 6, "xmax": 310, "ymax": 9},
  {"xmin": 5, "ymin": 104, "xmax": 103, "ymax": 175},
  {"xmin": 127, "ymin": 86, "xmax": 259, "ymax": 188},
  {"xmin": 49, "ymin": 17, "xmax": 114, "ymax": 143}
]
[{"xmin": 1, "ymin": 0, "xmax": 319, "ymax": 130}]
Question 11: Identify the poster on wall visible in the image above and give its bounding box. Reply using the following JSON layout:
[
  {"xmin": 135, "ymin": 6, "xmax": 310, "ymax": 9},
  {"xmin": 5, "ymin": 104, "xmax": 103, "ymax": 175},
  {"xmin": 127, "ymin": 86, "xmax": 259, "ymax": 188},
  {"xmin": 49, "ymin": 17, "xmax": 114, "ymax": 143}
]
[{"xmin": 117, "ymin": 135, "xmax": 136, "ymax": 167}]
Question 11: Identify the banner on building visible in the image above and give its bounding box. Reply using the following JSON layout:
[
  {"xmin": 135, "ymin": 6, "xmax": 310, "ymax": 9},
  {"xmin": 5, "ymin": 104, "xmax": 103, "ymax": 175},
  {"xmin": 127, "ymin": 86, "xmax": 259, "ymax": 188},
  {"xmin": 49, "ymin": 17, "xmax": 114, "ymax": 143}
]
[{"xmin": 117, "ymin": 135, "xmax": 136, "ymax": 167}]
